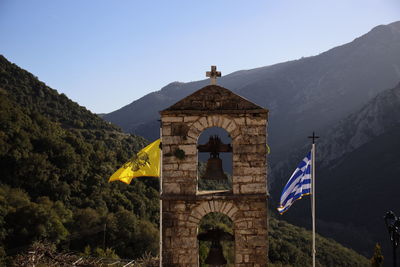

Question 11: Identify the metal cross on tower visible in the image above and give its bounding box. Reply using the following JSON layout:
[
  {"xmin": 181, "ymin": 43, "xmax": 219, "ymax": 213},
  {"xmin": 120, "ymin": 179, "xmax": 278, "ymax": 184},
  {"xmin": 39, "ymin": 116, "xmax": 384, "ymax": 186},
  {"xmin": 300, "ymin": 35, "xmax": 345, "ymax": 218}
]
[
  {"xmin": 308, "ymin": 131, "xmax": 320, "ymax": 144},
  {"xmin": 206, "ymin": 65, "xmax": 221, "ymax": 85}
]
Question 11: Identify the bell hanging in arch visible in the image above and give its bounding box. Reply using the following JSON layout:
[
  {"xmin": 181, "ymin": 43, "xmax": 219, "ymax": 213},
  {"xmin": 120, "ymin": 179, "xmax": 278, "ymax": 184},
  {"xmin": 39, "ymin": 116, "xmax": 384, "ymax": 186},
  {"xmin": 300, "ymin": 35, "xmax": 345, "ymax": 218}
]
[
  {"xmin": 198, "ymin": 135, "xmax": 232, "ymax": 181},
  {"xmin": 198, "ymin": 228, "xmax": 234, "ymax": 266},
  {"xmin": 205, "ymin": 240, "xmax": 227, "ymax": 266},
  {"xmin": 203, "ymin": 153, "xmax": 228, "ymax": 181}
]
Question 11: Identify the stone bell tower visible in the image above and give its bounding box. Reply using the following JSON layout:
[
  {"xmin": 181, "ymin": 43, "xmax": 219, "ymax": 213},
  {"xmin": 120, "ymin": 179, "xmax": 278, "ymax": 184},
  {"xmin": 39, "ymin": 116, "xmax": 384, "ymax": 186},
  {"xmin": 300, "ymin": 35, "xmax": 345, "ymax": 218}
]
[{"xmin": 160, "ymin": 66, "xmax": 269, "ymax": 267}]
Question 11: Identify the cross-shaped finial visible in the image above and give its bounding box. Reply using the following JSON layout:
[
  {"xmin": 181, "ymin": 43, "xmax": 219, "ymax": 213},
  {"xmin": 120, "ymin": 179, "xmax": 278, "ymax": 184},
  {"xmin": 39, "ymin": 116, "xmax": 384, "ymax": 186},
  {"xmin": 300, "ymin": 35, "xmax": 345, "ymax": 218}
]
[
  {"xmin": 206, "ymin": 65, "xmax": 221, "ymax": 85},
  {"xmin": 308, "ymin": 132, "xmax": 320, "ymax": 144}
]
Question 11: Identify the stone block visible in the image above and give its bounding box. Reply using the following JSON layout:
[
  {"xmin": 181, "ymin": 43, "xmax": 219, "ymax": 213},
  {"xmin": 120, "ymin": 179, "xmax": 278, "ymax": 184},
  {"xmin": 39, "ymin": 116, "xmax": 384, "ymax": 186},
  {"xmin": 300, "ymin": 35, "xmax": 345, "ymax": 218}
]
[
  {"xmin": 212, "ymin": 115, "xmax": 220, "ymax": 126},
  {"xmin": 187, "ymin": 127, "xmax": 201, "ymax": 140},
  {"xmin": 204, "ymin": 202, "xmax": 212, "ymax": 214},
  {"xmin": 238, "ymin": 202, "xmax": 250, "ymax": 211},
  {"xmin": 177, "ymin": 163, "xmax": 195, "ymax": 171},
  {"xmin": 173, "ymin": 203, "xmax": 187, "ymax": 211},
  {"xmin": 163, "ymin": 163, "xmax": 179, "ymax": 171},
  {"xmin": 180, "ymin": 183, "xmax": 196, "ymax": 195},
  {"xmin": 236, "ymin": 229, "xmax": 256, "ymax": 235},
  {"xmin": 219, "ymin": 116, "xmax": 232, "ymax": 129},
  {"xmin": 226, "ymin": 121, "xmax": 237, "ymax": 133},
  {"xmin": 250, "ymin": 203, "xmax": 267, "ymax": 211},
  {"xmin": 221, "ymin": 202, "xmax": 233, "ymax": 214},
  {"xmin": 163, "ymin": 125, "xmax": 172, "ymax": 136},
  {"xmin": 206, "ymin": 116, "xmax": 214, "ymax": 127},
  {"xmin": 240, "ymin": 134, "xmax": 266, "ymax": 145},
  {"xmin": 234, "ymin": 167, "xmax": 262, "ymax": 176},
  {"xmin": 172, "ymin": 123, "xmax": 189, "ymax": 137},
  {"xmin": 183, "ymin": 116, "xmax": 200, "ymax": 122},
  {"xmin": 236, "ymin": 253, "xmax": 243, "ymax": 263},
  {"xmin": 162, "ymin": 144, "xmax": 172, "ymax": 154},
  {"xmin": 246, "ymin": 235, "xmax": 267, "ymax": 247},
  {"xmin": 245, "ymin": 117, "xmax": 266, "ymax": 126},
  {"xmin": 162, "ymin": 135, "xmax": 182, "ymax": 144},
  {"xmin": 191, "ymin": 209, "xmax": 203, "ymax": 220},
  {"xmin": 209, "ymin": 200, "xmax": 216, "ymax": 212},
  {"xmin": 226, "ymin": 206, "xmax": 238, "ymax": 218},
  {"xmin": 250, "ymin": 160, "xmax": 266, "ymax": 168},
  {"xmin": 234, "ymin": 117, "xmax": 246, "ymax": 125},
  {"xmin": 187, "ymin": 215, "xmax": 200, "ymax": 224},
  {"xmin": 235, "ymin": 221, "xmax": 248, "ymax": 229},
  {"xmin": 244, "ymin": 254, "xmax": 250, "ymax": 263},
  {"xmin": 240, "ymin": 183, "xmax": 266, "ymax": 194},
  {"xmin": 233, "ymin": 161, "xmax": 251, "ymax": 168},
  {"xmin": 163, "ymin": 183, "xmax": 181, "ymax": 194},
  {"xmin": 235, "ymin": 175, "xmax": 253, "ymax": 183},
  {"xmin": 163, "ymin": 116, "xmax": 184, "ymax": 123},
  {"xmin": 214, "ymin": 201, "xmax": 223, "ymax": 213},
  {"xmin": 198, "ymin": 117, "xmax": 208, "ymax": 128},
  {"xmin": 233, "ymin": 183, "xmax": 240, "ymax": 194},
  {"xmin": 232, "ymin": 153, "xmax": 246, "ymax": 162},
  {"xmin": 179, "ymin": 144, "xmax": 197, "ymax": 155},
  {"xmin": 242, "ymin": 210, "xmax": 263, "ymax": 218},
  {"xmin": 163, "ymin": 170, "xmax": 185, "ymax": 178},
  {"xmin": 244, "ymin": 126, "xmax": 265, "ymax": 135}
]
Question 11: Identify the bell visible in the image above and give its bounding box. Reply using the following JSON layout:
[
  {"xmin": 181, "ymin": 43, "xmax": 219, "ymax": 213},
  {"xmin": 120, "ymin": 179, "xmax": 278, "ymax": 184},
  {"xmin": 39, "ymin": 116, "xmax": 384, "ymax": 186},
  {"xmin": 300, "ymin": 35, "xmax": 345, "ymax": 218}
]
[
  {"xmin": 205, "ymin": 240, "xmax": 227, "ymax": 266},
  {"xmin": 202, "ymin": 154, "xmax": 228, "ymax": 181}
]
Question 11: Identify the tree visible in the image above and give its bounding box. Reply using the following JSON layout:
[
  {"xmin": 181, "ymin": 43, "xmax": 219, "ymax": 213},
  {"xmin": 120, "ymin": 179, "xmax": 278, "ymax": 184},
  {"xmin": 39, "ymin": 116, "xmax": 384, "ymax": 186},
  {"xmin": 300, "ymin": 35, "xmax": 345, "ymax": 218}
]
[{"xmin": 370, "ymin": 243, "xmax": 384, "ymax": 267}]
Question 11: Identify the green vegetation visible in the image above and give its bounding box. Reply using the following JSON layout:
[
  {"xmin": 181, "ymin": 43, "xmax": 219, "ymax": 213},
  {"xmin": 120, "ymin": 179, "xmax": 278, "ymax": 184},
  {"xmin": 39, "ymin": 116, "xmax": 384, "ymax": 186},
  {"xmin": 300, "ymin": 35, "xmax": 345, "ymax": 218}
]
[
  {"xmin": 0, "ymin": 55, "xmax": 370, "ymax": 266},
  {"xmin": 269, "ymin": 217, "xmax": 369, "ymax": 267},
  {"xmin": 0, "ymin": 55, "xmax": 158, "ymax": 263}
]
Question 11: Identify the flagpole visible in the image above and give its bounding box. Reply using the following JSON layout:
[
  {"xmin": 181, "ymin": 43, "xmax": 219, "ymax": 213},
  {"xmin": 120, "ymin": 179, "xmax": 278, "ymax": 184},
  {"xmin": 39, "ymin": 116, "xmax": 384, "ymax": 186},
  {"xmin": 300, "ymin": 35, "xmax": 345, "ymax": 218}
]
[
  {"xmin": 312, "ymin": 142, "xmax": 316, "ymax": 267},
  {"xmin": 308, "ymin": 131, "xmax": 318, "ymax": 267},
  {"xmin": 159, "ymin": 126, "xmax": 163, "ymax": 267}
]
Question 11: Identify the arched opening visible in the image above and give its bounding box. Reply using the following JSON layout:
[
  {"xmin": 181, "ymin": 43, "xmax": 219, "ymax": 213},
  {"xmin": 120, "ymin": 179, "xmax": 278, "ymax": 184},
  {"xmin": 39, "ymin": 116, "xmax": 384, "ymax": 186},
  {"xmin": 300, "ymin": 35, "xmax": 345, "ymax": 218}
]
[
  {"xmin": 198, "ymin": 212, "xmax": 234, "ymax": 266},
  {"xmin": 197, "ymin": 127, "xmax": 232, "ymax": 192}
]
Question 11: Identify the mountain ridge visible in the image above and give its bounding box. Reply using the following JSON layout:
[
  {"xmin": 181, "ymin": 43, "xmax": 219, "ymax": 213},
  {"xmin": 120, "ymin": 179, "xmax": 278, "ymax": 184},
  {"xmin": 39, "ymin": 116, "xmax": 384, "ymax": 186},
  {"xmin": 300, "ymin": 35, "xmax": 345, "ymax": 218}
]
[
  {"xmin": 103, "ymin": 21, "xmax": 400, "ymax": 158},
  {"xmin": 318, "ymin": 82, "xmax": 400, "ymax": 169}
]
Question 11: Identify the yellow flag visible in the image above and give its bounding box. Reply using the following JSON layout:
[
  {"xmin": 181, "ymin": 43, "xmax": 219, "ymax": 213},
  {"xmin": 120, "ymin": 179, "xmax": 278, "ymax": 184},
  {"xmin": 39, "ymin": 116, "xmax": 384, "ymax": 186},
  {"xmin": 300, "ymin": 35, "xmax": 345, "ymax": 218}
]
[{"xmin": 109, "ymin": 139, "xmax": 161, "ymax": 184}]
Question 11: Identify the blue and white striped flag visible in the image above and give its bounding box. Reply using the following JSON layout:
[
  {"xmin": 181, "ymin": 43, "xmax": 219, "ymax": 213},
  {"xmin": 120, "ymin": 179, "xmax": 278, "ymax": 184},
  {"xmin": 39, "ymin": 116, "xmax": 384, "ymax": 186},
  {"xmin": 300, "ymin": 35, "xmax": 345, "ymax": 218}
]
[{"xmin": 277, "ymin": 151, "xmax": 312, "ymax": 214}]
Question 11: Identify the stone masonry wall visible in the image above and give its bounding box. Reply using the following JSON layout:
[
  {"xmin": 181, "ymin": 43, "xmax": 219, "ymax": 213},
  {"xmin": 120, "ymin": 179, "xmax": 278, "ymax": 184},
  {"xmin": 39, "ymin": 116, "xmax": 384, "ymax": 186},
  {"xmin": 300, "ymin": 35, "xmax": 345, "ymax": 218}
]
[
  {"xmin": 161, "ymin": 109, "xmax": 268, "ymax": 266},
  {"xmin": 162, "ymin": 196, "xmax": 268, "ymax": 267},
  {"xmin": 161, "ymin": 113, "xmax": 267, "ymax": 195}
]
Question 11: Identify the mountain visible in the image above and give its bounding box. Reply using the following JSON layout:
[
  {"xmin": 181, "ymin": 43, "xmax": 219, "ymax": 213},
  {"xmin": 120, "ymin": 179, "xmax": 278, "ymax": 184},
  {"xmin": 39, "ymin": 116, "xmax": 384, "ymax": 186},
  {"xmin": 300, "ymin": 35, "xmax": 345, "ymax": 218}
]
[
  {"xmin": 0, "ymin": 55, "xmax": 371, "ymax": 265},
  {"xmin": 277, "ymin": 82, "xmax": 400, "ymax": 263},
  {"xmin": 103, "ymin": 21, "xmax": 400, "ymax": 163},
  {"xmin": 317, "ymin": 82, "xmax": 400, "ymax": 260},
  {"xmin": 318, "ymin": 82, "xmax": 400, "ymax": 169}
]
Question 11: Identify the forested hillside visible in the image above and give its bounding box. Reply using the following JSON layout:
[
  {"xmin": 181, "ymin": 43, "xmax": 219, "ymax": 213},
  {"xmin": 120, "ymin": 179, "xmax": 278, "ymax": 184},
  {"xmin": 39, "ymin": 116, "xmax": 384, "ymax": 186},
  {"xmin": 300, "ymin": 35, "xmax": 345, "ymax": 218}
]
[
  {"xmin": 0, "ymin": 55, "xmax": 159, "ymax": 264},
  {"xmin": 0, "ymin": 55, "xmax": 370, "ymax": 266}
]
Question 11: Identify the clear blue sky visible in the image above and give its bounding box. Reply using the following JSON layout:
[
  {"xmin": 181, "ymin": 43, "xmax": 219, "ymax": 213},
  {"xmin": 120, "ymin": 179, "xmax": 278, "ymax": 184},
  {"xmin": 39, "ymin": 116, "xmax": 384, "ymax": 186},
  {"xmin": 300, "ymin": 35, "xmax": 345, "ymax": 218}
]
[{"xmin": 0, "ymin": 0, "xmax": 399, "ymax": 113}]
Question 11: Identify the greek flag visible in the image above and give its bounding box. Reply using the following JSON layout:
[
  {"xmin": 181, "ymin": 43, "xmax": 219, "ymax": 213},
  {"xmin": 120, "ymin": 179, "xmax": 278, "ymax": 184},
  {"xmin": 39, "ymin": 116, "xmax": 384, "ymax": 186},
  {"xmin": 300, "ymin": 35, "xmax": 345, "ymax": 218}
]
[{"xmin": 277, "ymin": 151, "xmax": 312, "ymax": 214}]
